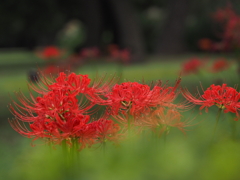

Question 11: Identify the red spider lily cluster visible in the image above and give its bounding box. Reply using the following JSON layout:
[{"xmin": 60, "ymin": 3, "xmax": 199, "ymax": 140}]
[
  {"xmin": 211, "ymin": 58, "xmax": 230, "ymax": 72},
  {"xmin": 33, "ymin": 44, "xmax": 133, "ymax": 77},
  {"xmin": 182, "ymin": 83, "xmax": 240, "ymax": 120},
  {"xmin": 103, "ymin": 78, "xmax": 191, "ymax": 137},
  {"xmin": 199, "ymin": 4, "xmax": 240, "ymax": 52},
  {"xmin": 62, "ymin": 45, "xmax": 132, "ymax": 74},
  {"xmin": 181, "ymin": 58, "xmax": 205, "ymax": 75},
  {"xmin": 80, "ymin": 47, "xmax": 100, "ymax": 59},
  {"xmin": 181, "ymin": 57, "xmax": 231, "ymax": 75},
  {"xmin": 9, "ymin": 72, "xmax": 191, "ymax": 150},
  {"xmin": 212, "ymin": 4, "xmax": 240, "ymax": 51},
  {"xmin": 56, "ymin": 47, "xmax": 100, "ymax": 73},
  {"xmin": 10, "ymin": 73, "xmax": 120, "ymax": 150},
  {"xmin": 108, "ymin": 44, "xmax": 130, "ymax": 65},
  {"xmin": 37, "ymin": 46, "xmax": 63, "ymax": 60}
]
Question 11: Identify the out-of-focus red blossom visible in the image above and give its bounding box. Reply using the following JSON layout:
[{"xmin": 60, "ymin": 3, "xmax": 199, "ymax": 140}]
[
  {"xmin": 37, "ymin": 46, "xmax": 62, "ymax": 60},
  {"xmin": 108, "ymin": 44, "xmax": 130, "ymax": 64},
  {"xmin": 198, "ymin": 38, "xmax": 213, "ymax": 51},
  {"xmin": 182, "ymin": 58, "xmax": 204, "ymax": 75},
  {"xmin": 9, "ymin": 72, "xmax": 121, "ymax": 150},
  {"xmin": 105, "ymin": 78, "xmax": 185, "ymax": 117},
  {"xmin": 182, "ymin": 84, "xmax": 240, "ymax": 120},
  {"xmin": 211, "ymin": 58, "xmax": 230, "ymax": 72},
  {"xmin": 80, "ymin": 47, "xmax": 100, "ymax": 59},
  {"xmin": 211, "ymin": 4, "xmax": 240, "ymax": 51},
  {"xmin": 212, "ymin": 4, "xmax": 237, "ymax": 23},
  {"xmin": 93, "ymin": 119, "xmax": 121, "ymax": 143},
  {"xmin": 115, "ymin": 106, "xmax": 190, "ymax": 136},
  {"xmin": 139, "ymin": 107, "xmax": 190, "ymax": 136},
  {"xmin": 225, "ymin": 17, "xmax": 240, "ymax": 49},
  {"xmin": 42, "ymin": 65, "xmax": 60, "ymax": 75}
]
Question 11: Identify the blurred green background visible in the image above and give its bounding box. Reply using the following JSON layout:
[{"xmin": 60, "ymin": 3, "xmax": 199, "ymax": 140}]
[
  {"xmin": 1, "ymin": 0, "xmax": 240, "ymax": 179},
  {"xmin": 1, "ymin": 51, "xmax": 240, "ymax": 180}
]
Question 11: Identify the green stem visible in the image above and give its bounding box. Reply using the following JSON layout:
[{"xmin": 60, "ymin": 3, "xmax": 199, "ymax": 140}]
[
  {"xmin": 212, "ymin": 108, "xmax": 222, "ymax": 142},
  {"xmin": 117, "ymin": 61, "xmax": 123, "ymax": 82},
  {"xmin": 230, "ymin": 115, "xmax": 237, "ymax": 140},
  {"xmin": 128, "ymin": 115, "xmax": 133, "ymax": 137},
  {"xmin": 103, "ymin": 141, "xmax": 106, "ymax": 156},
  {"xmin": 163, "ymin": 130, "xmax": 167, "ymax": 145},
  {"xmin": 128, "ymin": 118, "xmax": 131, "ymax": 133}
]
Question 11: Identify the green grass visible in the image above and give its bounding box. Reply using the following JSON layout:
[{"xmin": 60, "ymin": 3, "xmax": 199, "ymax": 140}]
[
  {"xmin": 1, "ymin": 51, "xmax": 240, "ymax": 180},
  {"xmin": 2, "ymin": 112, "xmax": 240, "ymax": 180},
  {"xmin": 0, "ymin": 49, "xmax": 42, "ymax": 66}
]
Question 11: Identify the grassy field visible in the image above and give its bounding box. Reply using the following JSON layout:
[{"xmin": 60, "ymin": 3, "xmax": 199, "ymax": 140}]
[{"xmin": 0, "ymin": 50, "xmax": 240, "ymax": 180}]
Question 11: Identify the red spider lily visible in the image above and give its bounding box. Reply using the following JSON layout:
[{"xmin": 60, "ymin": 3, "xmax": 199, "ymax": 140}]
[
  {"xmin": 37, "ymin": 46, "xmax": 62, "ymax": 60},
  {"xmin": 139, "ymin": 107, "xmax": 190, "ymax": 136},
  {"xmin": 182, "ymin": 84, "xmax": 240, "ymax": 119},
  {"xmin": 211, "ymin": 58, "xmax": 230, "ymax": 72},
  {"xmin": 105, "ymin": 78, "xmax": 184, "ymax": 117},
  {"xmin": 9, "ymin": 72, "xmax": 121, "ymax": 150},
  {"xmin": 92, "ymin": 118, "xmax": 121, "ymax": 144},
  {"xmin": 212, "ymin": 4, "xmax": 237, "ymax": 24},
  {"xmin": 182, "ymin": 58, "xmax": 205, "ymax": 75},
  {"xmin": 211, "ymin": 4, "xmax": 240, "ymax": 51},
  {"xmin": 42, "ymin": 65, "xmax": 60, "ymax": 75},
  {"xmin": 224, "ymin": 17, "xmax": 240, "ymax": 49},
  {"xmin": 80, "ymin": 47, "xmax": 100, "ymax": 59},
  {"xmin": 106, "ymin": 82, "xmax": 159, "ymax": 116},
  {"xmin": 48, "ymin": 72, "xmax": 91, "ymax": 95},
  {"xmin": 114, "ymin": 106, "xmax": 190, "ymax": 136},
  {"xmin": 108, "ymin": 44, "xmax": 131, "ymax": 64}
]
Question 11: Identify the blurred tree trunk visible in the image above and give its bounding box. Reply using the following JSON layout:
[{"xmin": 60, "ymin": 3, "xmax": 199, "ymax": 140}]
[
  {"xmin": 155, "ymin": 0, "xmax": 189, "ymax": 54},
  {"xmin": 77, "ymin": 0, "xmax": 145, "ymax": 63},
  {"xmin": 107, "ymin": 0, "xmax": 145, "ymax": 63},
  {"xmin": 80, "ymin": 0, "xmax": 104, "ymax": 47}
]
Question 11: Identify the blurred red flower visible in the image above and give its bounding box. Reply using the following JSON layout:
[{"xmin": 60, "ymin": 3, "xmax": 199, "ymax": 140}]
[
  {"xmin": 212, "ymin": 4, "xmax": 237, "ymax": 24},
  {"xmin": 36, "ymin": 46, "xmax": 63, "ymax": 60},
  {"xmin": 182, "ymin": 84, "xmax": 240, "ymax": 119},
  {"xmin": 80, "ymin": 47, "xmax": 100, "ymax": 59},
  {"xmin": 139, "ymin": 107, "xmax": 190, "ymax": 136},
  {"xmin": 43, "ymin": 46, "xmax": 61, "ymax": 59},
  {"xmin": 108, "ymin": 44, "xmax": 131, "ymax": 64},
  {"xmin": 182, "ymin": 58, "xmax": 204, "ymax": 75},
  {"xmin": 211, "ymin": 4, "xmax": 240, "ymax": 51},
  {"xmin": 211, "ymin": 58, "xmax": 230, "ymax": 72}
]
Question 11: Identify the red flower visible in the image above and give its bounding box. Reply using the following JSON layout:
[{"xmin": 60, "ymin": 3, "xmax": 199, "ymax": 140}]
[
  {"xmin": 93, "ymin": 118, "xmax": 121, "ymax": 144},
  {"xmin": 182, "ymin": 84, "xmax": 240, "ymax": 119},
  {"xmin": 80, "ymin": 47, "xmax": 100, "ymax": 59},
  {"xmin": 115, "ymin": 106, "xmax": 190, "ymax": 136},
  {"xmin": 212, "ymin": 4, "xmax": 237, "ymax": 24},
  {"xmin": 211, "ymin": 58, "xmax": 230, "ymax": 72},
  {"xmin": 182, "ymin": 58, "xmax": 204, "ymax": 75},
  {"xmin": 108, "ymin": 44, "xmax": 131, "ymax": 64},
  {"xmin": 42, "ymin": 65, "xmax": 60, "ymax": 75},
  {"xmin": 105, "ymin": 78, "xmax": 183, "ymax": 117},
  {"xmin": 211, "ymin": 4, "xmax": 240, "ymax": 51},
  {"xmin": 37, "ymin": 46, "xmax": 62, "ymax": 60},
  {"xmin": 9, "ymin": 72, "xmax": 121, "ymax": 150},
  {"xmin": 139, "ymin": 107, "xmax": 190, "ymax": 136},
  {"xmin": 48, "ymin": 72, "xmax": 91, "ymax": 95}
]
